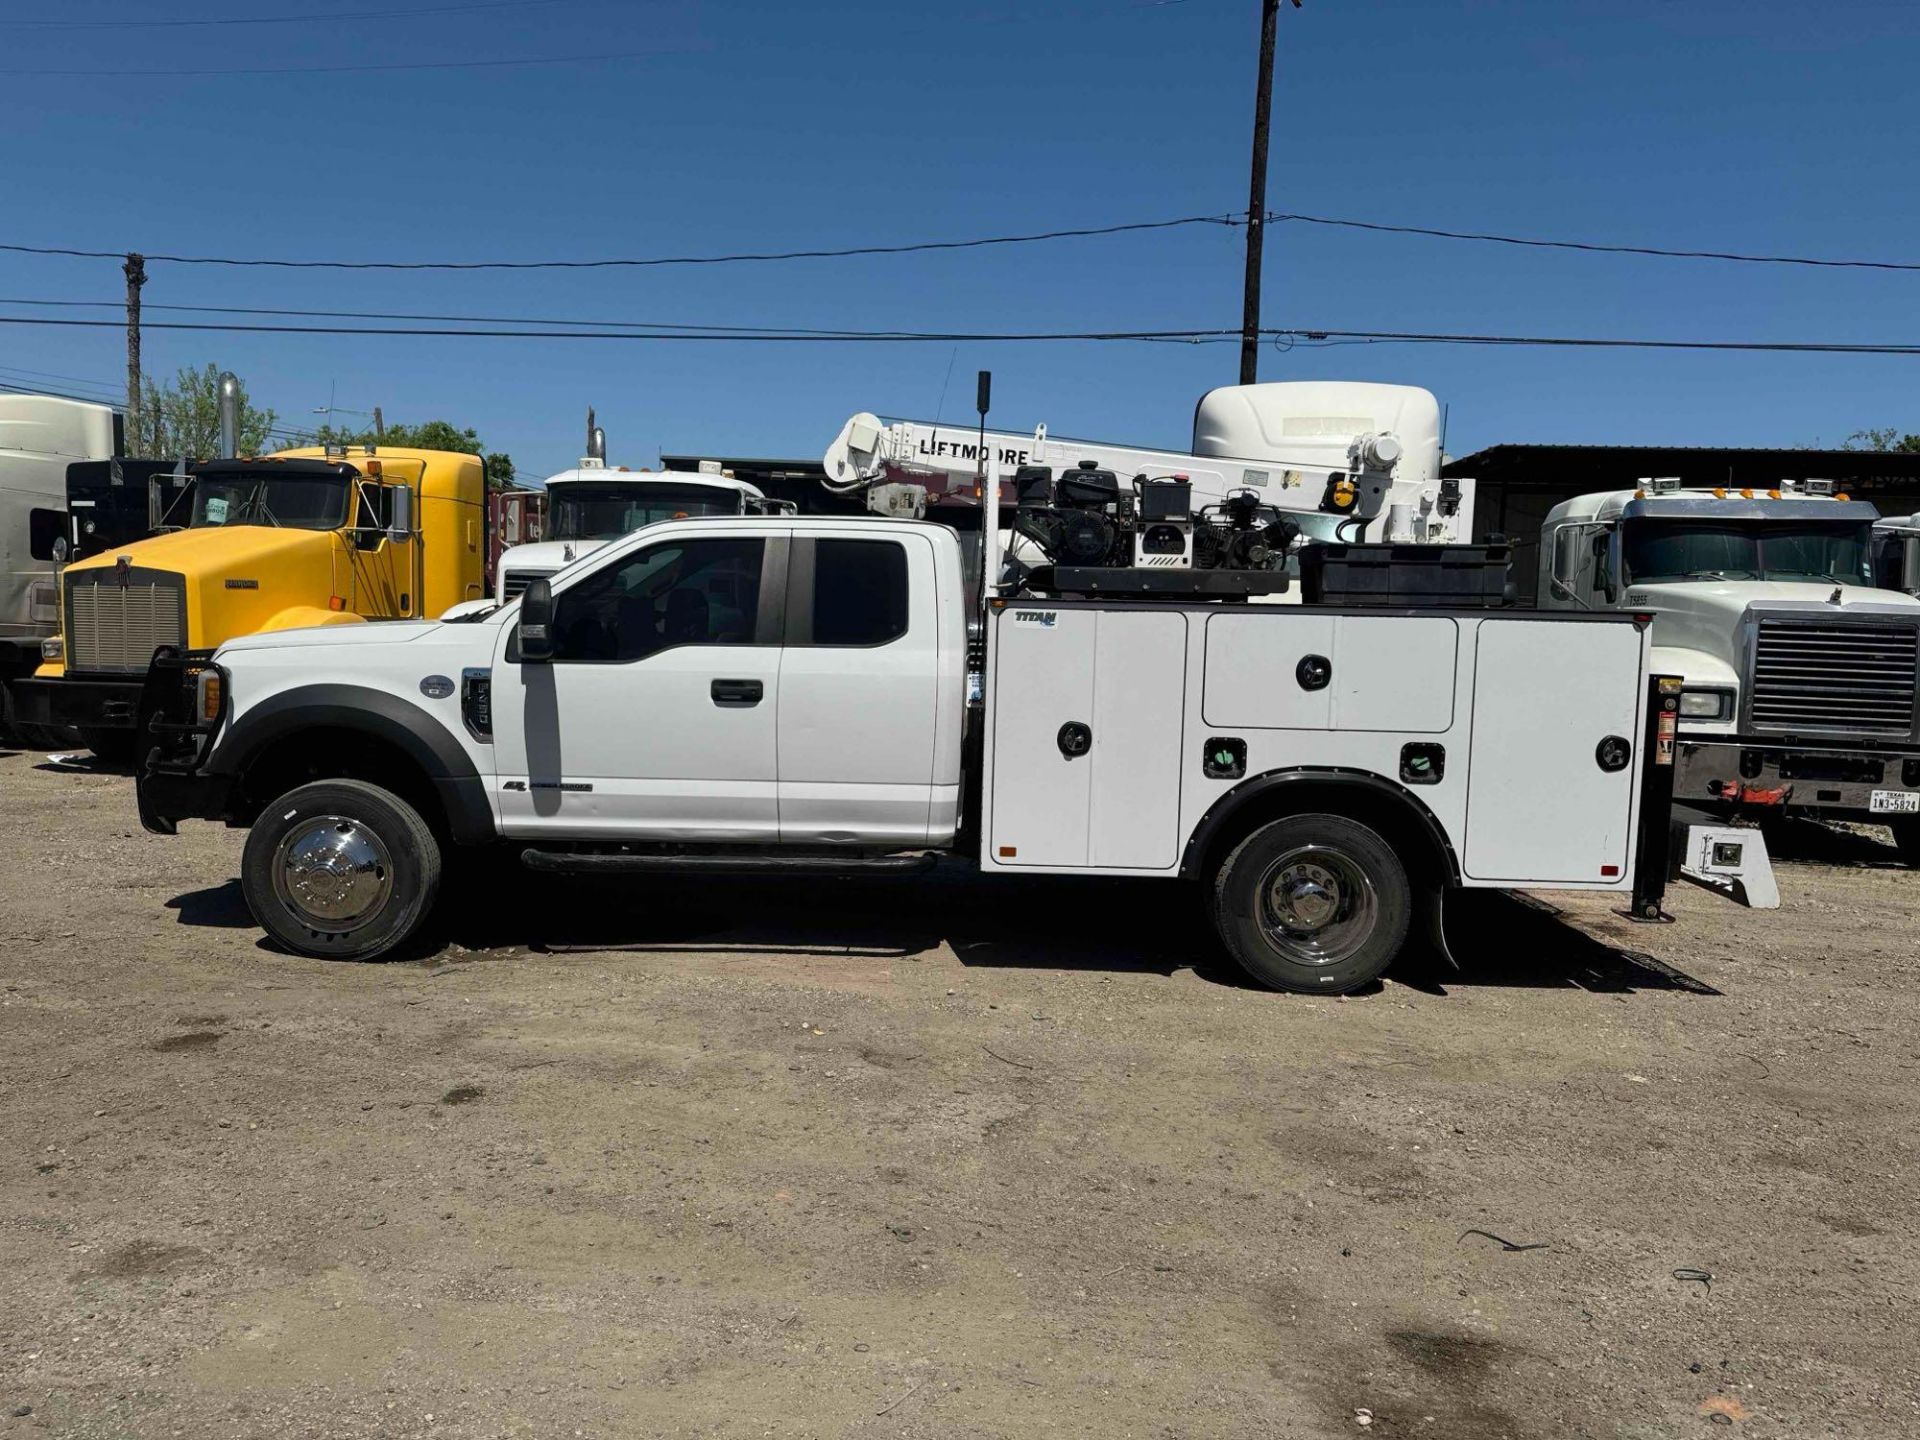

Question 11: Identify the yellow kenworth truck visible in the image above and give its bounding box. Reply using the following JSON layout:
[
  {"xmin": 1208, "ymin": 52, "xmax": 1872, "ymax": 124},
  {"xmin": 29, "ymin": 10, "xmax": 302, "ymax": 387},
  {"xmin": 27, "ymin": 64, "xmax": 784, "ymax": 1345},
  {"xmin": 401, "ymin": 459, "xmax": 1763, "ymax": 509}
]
[{"xmin": 13, "ymin": 445, "xmax": 485, "ymax": 760}]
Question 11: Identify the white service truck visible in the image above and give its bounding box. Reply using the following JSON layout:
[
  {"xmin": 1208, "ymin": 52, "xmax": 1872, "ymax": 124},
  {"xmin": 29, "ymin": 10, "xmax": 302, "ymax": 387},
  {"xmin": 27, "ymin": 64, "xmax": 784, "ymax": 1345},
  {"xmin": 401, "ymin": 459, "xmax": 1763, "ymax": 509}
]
[
  {"xmin": 135, "ymin": 470, "xmax": 1771, "ymax": 993},
  {"xmin": 1540, "ymin": 478, "xmax": 1920, "ymax": 863},
  {"xmin": 0, "ymin": 394, "xmax": 119, "ymax": 744}
]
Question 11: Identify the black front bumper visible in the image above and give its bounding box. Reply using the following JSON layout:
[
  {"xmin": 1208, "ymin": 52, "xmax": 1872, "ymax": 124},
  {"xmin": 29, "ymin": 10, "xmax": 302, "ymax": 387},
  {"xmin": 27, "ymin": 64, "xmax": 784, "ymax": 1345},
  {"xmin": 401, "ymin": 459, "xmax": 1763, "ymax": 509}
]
[
  {"xmin": 134, "ymin": 648, "xmax": 235, "ymax": 836},
  {"xmin": 9, "ymin": 674, "xmax": 143, "ymax": 730},
  {"xmin": 137, "ymin": 766, "xmax": 237, "ymax": 836}
]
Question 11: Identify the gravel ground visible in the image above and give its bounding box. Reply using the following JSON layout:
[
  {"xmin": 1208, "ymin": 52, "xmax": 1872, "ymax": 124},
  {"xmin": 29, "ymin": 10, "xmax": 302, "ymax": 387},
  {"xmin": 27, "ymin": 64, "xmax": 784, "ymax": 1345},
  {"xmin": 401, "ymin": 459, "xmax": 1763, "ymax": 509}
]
[{"xmin": 2, "ymin": 742, "xmax": 1917, "ymax": 1439}]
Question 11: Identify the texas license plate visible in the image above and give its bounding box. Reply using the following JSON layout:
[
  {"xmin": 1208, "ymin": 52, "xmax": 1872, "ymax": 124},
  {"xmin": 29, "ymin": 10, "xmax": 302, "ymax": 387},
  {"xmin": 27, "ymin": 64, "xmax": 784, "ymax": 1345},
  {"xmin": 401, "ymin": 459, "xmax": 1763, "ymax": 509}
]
[{"xmin": 1869, "ymin": 790, "xmax": 1920, "ymax": 814}]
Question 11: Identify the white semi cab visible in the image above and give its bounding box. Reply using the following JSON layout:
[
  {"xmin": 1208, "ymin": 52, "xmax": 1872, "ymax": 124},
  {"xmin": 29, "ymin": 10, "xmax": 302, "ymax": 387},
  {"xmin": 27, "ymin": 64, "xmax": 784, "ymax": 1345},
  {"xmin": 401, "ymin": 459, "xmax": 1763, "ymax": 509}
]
[
  {"xmin": 137, "ymin": 510, "xmax": 1763, "ymax": 993},
  {"xmin": 1541, "ymin": 479, "xmax": 1920, "ymax": 863},
  {"xmin": 0, "ymin": 394, "xmax": 118, "ymax": 740},
  {"xmin": 490, "ymin": 458, "xmax": 784, "ymax": 606}
]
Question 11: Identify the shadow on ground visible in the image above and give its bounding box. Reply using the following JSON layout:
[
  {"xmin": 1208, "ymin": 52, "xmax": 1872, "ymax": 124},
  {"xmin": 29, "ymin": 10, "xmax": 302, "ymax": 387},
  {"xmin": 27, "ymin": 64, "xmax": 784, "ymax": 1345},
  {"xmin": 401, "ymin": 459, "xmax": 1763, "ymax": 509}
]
[
  {"xmin": 165, "ymin": 853, "xmax": 1716, "ymax": 998},
  {"xmin": 1760, "ymin": 815, "xmax": 1908, "ymax": 870}
]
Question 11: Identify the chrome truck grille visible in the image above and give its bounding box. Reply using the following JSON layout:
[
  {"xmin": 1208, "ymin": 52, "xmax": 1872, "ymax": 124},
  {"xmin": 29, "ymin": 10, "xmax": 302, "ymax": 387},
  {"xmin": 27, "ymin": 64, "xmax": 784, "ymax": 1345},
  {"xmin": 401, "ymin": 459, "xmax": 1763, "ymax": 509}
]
[
  {"xmin": 64, "ymin": 567, "xmax": 188, "ymax": 674},
  {"xmin": 1747, "ymin": 617, "xmax": 1919, "ymax": 738},
  {"xmin": 499, "ymin": 569, "xmax": 553, "ymax": 602}
]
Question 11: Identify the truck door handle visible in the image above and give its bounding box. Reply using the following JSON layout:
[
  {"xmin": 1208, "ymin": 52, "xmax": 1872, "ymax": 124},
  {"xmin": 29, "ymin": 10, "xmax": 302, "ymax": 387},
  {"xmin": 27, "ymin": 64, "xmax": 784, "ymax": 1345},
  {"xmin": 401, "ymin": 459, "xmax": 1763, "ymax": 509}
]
[{"xmin": 711, "ymin": 678, "xmax": 764, "ymax": 707}]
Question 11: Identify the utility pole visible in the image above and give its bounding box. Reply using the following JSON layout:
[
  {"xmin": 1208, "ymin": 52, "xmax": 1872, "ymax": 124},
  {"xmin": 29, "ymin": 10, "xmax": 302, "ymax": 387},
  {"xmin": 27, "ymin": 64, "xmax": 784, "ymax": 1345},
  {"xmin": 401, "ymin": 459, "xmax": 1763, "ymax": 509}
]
[
  {"xmin": 372, "ymin": 405, "xmax": 385, "ymax": 441},
  {"xmin": 124, "ymin": 253, "xmax": 146, "ymax": 449},
  {"xmin": 1239, "ymin": 0, "xmax": 1294, "ymax": 387}
]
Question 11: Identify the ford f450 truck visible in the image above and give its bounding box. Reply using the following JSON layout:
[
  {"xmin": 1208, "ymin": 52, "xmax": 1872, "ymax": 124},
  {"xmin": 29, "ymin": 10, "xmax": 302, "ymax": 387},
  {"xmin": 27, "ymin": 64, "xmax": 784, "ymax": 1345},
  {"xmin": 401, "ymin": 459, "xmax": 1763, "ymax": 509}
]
[
  {"xmin": 1540, "ymin": 479, "xmax": 1920, "ymax": 863},
  {"xmin": 134, "ymin": 493, "xmax": 1773, "ymax": 993}
]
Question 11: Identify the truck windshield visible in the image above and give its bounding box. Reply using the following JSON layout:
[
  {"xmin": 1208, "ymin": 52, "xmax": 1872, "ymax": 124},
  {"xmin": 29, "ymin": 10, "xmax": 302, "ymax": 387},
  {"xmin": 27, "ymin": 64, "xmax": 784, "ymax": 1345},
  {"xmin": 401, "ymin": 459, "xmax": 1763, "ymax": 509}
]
[
  {"xmin": 189, "ymin": 475, "xmax": 349, "ymax": 531},
  {"xmin": 1622, "ymin": 520, "xmax": 1874, "ymax": 585},
  {"xmin": 548, "ymin": 482, "xmax": 741, "ymax": 540}
]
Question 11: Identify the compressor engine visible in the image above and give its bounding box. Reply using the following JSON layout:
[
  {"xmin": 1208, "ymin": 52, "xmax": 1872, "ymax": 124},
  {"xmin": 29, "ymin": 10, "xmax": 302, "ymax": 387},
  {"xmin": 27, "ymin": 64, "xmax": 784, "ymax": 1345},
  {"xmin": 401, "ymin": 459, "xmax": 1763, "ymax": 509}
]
[{"xmin": 1013, "ymin": 460, "xmax": 1300, "ymax": 576}]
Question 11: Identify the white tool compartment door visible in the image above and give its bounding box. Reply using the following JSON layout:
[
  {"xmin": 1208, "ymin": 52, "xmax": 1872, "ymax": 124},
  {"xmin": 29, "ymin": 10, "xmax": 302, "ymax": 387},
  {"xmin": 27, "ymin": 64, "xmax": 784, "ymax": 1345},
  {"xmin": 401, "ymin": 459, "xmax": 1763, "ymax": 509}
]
[
  {"xmin": 1088, "ymin": 610, "xmax": 1188, "ymax": 869},
  {"xmin": 990, "ymin": 608, "xmax": 1096, "ymax": 866},
  {"xmin": 1465, "ymin": 619, "xmax": 1642, "ymax": 883}
]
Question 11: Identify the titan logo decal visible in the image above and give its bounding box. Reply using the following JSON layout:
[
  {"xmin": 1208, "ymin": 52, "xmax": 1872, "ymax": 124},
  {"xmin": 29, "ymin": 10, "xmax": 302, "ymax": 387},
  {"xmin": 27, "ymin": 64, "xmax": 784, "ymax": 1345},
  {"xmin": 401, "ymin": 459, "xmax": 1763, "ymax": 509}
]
[
  {"xmin": 1011, "ymin": 610, "xmax": 1058, "ymax": 627},
  {"xmin": 502, "ymin": 780, "xmax": 594, "ymax": 793}
]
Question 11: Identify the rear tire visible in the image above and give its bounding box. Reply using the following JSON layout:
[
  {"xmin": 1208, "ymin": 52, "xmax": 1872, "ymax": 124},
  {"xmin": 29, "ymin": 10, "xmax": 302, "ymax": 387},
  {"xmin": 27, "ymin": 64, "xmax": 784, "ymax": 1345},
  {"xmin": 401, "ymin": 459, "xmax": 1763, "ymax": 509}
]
[
  {"xmin": 1891, "ymin": 817, "xmax": 1920, "ymax": 869},
  {"xmin": 79, "ymin": 727, "xmax": 137, "ymax": 765},
  {"xmin": 1209, "ymin": 813, "xmax": 1412, "ymax": 994},
  {"xmin": 241, "ymin": 778, "xmax": 442, "ymax": 961}
]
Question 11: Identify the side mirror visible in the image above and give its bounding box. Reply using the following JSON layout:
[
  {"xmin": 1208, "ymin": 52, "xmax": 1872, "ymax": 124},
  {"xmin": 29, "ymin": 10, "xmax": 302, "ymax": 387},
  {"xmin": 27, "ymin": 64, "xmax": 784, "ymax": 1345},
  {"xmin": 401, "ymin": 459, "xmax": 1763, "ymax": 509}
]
[
  {"xmin": 387, "ymin": 485, "xmax": 415, "ymax": 544},
  {"xmin": 518, "ymin": 577, "xmax": 555, "ymax": 662},
  {"xmin": 1592, "ymin": 532, "xmax": 1618, "ymax": 603}
]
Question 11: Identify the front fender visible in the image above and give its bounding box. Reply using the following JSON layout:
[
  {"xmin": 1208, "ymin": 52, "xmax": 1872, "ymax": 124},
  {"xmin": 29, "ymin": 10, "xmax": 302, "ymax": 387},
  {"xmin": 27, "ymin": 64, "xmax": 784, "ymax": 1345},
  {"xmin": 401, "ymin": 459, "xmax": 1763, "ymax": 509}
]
[{"xmin": 208, "ymin": 682, "xmax": 494, "ymax": 845}]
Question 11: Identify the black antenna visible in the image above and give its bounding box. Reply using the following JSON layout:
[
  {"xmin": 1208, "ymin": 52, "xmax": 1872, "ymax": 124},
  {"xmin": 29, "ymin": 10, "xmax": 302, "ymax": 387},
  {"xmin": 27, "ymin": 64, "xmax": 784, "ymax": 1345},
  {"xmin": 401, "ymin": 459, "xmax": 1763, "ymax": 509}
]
[{"xmin": 975, "ymin": 369, "xmax": 992, "ymax": 500}]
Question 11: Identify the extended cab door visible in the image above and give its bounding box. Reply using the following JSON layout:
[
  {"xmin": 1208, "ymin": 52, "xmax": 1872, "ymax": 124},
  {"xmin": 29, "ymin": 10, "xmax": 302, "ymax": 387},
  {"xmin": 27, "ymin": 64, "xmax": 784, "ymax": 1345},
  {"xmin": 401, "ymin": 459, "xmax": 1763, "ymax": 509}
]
[
  {"xmin": 490, "ymin": 530, "xmax": 783, "ymax": 840},
  {"xmin": 775, "ymin": 531, "xmax": 943, "ymax": 843}
]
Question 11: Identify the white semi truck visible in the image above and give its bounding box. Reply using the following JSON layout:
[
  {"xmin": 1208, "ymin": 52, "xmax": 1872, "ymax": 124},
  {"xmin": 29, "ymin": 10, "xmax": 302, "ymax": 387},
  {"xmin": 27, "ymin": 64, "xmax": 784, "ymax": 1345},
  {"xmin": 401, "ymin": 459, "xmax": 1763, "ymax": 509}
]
[
  {"xmin": 1540, "ymin": 478, "xmax": 1920, "ymax": 863},
  {"xmin": 487, "ymin": 426, "xmax": 792, "ymax": 607},
  {"xmin": 0, "ymin": 394, "xmax": 119, "ymax": 744},
  {"xmin": 134, "ymin": 457, "xmax": 1772, "ymax": 992}
]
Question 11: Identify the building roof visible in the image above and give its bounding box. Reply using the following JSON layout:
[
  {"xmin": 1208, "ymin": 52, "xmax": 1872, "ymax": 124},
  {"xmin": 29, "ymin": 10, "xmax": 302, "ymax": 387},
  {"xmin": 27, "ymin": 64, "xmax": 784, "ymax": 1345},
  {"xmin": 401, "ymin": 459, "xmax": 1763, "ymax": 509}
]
[{"xmin": 1445, "ymin": 444, "xmax": 1920, "ymax": 490}]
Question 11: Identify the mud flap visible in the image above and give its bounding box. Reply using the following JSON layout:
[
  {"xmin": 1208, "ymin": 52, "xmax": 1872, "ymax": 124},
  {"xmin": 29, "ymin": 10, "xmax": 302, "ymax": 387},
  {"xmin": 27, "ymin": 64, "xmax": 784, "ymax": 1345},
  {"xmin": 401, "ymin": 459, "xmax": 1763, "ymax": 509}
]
[
  {"xmin": 1420, "ymin": 884, "xmax": 1459, "ymax": 970},
  {"xmin": 1676, "ymin": 824, "xmax": 1780, "ymax": 909}
]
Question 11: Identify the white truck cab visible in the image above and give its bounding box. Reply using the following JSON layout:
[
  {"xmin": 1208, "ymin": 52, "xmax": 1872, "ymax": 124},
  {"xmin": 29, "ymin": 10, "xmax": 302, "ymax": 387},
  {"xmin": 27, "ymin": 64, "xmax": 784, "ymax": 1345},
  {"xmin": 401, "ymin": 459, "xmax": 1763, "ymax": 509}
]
[
  {"xmin": 1541, "ymin": 478, "xmax": 1920, "ymax": 860},
  {"xmin": 0, "ymin": 394, "xmax": 119, "ymax": 742},
  {"xmin": 137, "ymin": 492, "xmax": 1774, "ymax": 993}
]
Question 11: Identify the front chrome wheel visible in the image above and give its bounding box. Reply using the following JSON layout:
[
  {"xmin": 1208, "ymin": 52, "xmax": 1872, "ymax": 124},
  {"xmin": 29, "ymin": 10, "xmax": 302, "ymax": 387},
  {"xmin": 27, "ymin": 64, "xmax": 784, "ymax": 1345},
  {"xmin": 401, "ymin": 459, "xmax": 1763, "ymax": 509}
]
[
  {"xmin": 1257, "ymin": 844, "xmax": 1381, "ymax": 968},
  {"xmin": 270, "ymin": 815, "xmax": 395, "ymax": 933}
]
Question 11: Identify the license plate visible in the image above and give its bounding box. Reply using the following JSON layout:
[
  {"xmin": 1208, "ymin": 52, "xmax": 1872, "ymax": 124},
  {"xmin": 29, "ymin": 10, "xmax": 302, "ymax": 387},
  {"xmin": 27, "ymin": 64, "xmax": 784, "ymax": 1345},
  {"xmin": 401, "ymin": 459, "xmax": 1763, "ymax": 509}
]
[{"xmin": 1869, "ymin": 790, "xmax": 1920, "ymax": 815}]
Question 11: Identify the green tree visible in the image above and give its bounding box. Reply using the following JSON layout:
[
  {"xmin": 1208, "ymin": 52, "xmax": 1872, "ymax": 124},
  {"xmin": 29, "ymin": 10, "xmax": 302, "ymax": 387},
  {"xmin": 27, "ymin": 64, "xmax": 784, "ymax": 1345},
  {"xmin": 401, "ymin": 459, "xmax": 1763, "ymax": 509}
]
[
  {"xmin": 1843, "ymin": 427, "xmax": 1920, "ymax": 453},
  {"xmin": 135, "ymin": 363, "xmax": 278, "ymax": 458},
  {"xmin": 311, "ymin": 417, "xmax": 516, "ymax": 489}
]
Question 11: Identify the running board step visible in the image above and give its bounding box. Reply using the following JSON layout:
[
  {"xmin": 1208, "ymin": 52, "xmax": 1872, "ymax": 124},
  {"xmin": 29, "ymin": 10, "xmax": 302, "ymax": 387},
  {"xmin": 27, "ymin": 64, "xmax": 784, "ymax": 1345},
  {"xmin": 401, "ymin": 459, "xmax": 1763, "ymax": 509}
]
[{"xmin": 521, "ymin": 849, "xmax": 938, "ymax": 878}]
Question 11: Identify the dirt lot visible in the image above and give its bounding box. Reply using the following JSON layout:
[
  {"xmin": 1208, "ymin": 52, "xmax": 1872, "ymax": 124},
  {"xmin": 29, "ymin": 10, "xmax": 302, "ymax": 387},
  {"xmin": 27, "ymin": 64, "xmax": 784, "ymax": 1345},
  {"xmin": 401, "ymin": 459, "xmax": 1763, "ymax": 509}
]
[{"xmin": 1, "ymin": 745, "xmax": 1916, "ymax": 1440}]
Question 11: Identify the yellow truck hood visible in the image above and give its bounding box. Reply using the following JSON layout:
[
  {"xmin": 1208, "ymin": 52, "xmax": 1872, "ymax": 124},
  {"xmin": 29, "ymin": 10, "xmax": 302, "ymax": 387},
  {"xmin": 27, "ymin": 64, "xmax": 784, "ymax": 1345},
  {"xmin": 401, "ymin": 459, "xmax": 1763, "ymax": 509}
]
[{"xmin": 67, "ymin": 524, "xmax": 329, "ymax": 580}]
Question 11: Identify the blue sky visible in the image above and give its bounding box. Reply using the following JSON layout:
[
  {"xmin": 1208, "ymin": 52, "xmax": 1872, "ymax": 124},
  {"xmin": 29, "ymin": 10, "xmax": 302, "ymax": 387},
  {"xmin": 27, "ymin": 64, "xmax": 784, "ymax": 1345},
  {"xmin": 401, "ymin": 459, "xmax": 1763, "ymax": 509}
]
[{"xmin": 3, "ymin": 0, "xmax": 1919, "ymax": 479}]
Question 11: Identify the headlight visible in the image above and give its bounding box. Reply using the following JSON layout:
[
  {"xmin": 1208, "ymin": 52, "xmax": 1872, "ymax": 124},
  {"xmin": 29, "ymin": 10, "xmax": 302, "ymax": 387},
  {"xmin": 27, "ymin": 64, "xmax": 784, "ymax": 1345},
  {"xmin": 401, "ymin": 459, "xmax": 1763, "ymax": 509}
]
[
  {"xmin": 40, "ymin": 636, "xmax": 63, "ymax": 661},
  {"xmin": 1679, "ymin": 689, "xmax": 1733, "ymax": 720}
]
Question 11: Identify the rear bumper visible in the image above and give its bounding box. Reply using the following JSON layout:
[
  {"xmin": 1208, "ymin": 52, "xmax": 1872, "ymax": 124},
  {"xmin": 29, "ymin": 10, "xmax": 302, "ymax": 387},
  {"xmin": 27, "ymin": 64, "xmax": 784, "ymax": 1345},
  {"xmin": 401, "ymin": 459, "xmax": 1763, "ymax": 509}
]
[
  {"xmin": 1676, "ymin": 738, "xmax": 1920, "ymax": 818},
  {"xmin": 8, "ymin": 675, "xmax": 142, "ymax": 730}
]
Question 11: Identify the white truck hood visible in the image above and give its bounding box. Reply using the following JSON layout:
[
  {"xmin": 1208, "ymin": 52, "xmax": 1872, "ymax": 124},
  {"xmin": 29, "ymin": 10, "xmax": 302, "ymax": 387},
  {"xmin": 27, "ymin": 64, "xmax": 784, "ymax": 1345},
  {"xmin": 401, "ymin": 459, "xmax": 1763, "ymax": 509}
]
[
  {"xmin": 217, "ymin": 620, "xmax": 448, "ymax": 655},
  {"xmin": 1629, "ymin": 580, "xmax": 1920, "ymax": 693},
  {"xmin": 499, "ymin": 538, "xmax": 613, "ymax": 574}
]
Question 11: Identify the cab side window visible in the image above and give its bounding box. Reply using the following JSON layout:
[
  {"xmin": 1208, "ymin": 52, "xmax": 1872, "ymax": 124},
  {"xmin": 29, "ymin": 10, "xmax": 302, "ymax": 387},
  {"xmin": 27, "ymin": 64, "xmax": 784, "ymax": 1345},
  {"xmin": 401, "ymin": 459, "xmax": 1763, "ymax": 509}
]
[
  {"xmin": 353, "ymin": 484, "xmax": 391, "ymax": 550},
  {"xmin": 551, "ymin": 537, "xmax": 764, "ymax": 662},
  {"xmin": 810, "ymin": 538, "xmax": 909, "ymax": 647}
]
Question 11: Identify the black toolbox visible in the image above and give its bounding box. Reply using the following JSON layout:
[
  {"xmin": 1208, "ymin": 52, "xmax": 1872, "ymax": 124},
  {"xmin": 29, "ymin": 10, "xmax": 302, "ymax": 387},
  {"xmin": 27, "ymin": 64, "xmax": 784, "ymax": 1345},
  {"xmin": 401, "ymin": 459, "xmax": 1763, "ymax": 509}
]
[{"xmin": 1299, "ymin": 543, "xmax": 1513, "ymax": 608}]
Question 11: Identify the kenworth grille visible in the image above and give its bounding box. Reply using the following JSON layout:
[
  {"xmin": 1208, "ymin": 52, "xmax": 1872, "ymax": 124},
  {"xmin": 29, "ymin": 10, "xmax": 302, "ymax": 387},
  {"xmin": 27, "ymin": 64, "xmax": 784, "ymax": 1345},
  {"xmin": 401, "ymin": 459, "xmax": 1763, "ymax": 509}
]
[
  {"xmin": 63, "ymin": 567, "xmax": 188, "ymax": 675},
  {"xmin": 1747, "ymin": 616, "xmax": 1920, "ymax": 739}
]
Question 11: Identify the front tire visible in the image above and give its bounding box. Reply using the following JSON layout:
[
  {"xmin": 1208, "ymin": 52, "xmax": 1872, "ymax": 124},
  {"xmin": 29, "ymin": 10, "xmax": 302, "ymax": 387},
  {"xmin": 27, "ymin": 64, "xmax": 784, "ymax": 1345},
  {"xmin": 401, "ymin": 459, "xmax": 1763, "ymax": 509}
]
[
  {"xmin": 1209, "ymin": 813, "xmax": 1412, "ymax": 994},
  {"xmin": 241, "ymin": 779, "xmax": 442, "ymax": 960}
]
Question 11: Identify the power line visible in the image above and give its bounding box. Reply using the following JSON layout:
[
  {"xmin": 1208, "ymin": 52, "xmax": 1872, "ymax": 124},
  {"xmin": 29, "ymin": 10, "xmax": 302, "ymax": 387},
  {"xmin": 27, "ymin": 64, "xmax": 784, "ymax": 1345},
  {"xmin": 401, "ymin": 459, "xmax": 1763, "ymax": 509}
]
[
  {"xmin": 0, "ymin": 46, "xmax": 695, "ymax": 78},
  {"xmin": 3, "ymin": 310, "xmax": 1920, "ymax": 354},
  {"xmin": 0, "ymin": 214, "xmax": 1237, "ymax": 270},
  {"xmin": 1268, "ymin": 210, "xmax": 1920, "ymax": 274},
  {"xmin": 0, "ymin": 295, "xmax": 1014, "ymax": 335},
  {"xmin": 0, "ymin": 0, "xmax": 580, "ymax": 26}
]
